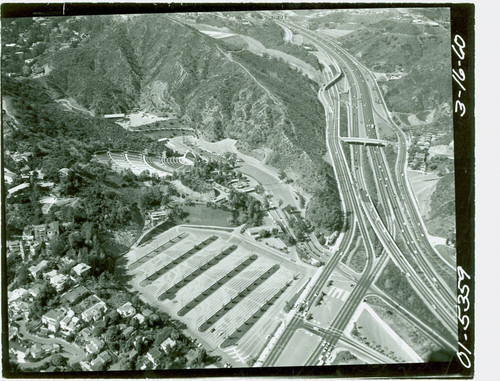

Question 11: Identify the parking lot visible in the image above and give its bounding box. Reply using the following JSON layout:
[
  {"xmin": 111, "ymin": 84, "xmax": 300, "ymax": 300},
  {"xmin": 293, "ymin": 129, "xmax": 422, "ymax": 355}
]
[{"xmin": 125, "ymin": 225, "xmax": 313, "ymax": 366}]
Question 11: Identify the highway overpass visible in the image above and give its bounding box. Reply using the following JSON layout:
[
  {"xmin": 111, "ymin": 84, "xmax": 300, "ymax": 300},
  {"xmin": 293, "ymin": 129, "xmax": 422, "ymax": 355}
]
[{"xmin": 340, "ymin": 137, "xmax": 388, "ymax": 147}]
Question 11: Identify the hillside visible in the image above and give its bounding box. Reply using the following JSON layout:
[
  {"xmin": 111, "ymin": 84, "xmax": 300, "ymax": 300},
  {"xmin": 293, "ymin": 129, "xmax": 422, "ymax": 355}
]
[
  {"xmin": 426, "ymin": 172, "xmax": 456, "ymax": 239},
  {"xmin": 337, "ymin": 19, "xmax": 451, "ymax": 114},
  {"xmin": 14, "ymin": 14, "xmax": 342, "ymax": 234}
]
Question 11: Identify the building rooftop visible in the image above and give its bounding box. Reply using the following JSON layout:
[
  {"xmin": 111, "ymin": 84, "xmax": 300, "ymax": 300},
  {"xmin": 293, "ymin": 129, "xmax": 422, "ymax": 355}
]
[
  {"xmin": 7, "ymin": 182, "xmax": 30, "ymax": 196},
  {"xmin": 61, "ymin": 285, "xmax": 89, "ymax": 305},
  {"xmin": 72, "ymin": 263, "xmax": 91, "ymax": 276},
  {"xmin": 28, "ymin": 260, "xmax": 49, "ymax": 276},
  {"xmin": 43, "ymin": 308, "xmax": 66, "ymax": 321}
]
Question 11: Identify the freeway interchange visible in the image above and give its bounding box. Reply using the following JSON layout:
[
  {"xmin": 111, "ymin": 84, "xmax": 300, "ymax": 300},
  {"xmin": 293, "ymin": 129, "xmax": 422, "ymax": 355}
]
[{"xmin": 258, "ymin": 18, "xmax": 457, "ymax": 367}]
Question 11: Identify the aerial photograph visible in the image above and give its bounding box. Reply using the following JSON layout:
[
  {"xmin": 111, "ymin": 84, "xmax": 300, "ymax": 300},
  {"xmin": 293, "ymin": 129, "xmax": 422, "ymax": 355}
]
[{"xmin": 2, "ymin": 5, "xmax": 460, "ymax": 375}]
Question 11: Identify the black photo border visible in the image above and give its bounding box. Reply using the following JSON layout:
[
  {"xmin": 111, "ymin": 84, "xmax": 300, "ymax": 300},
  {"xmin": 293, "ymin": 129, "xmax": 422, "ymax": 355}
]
[{"xmin": 1, "ymin": 2, "xmax": 475, "ymax": 379}]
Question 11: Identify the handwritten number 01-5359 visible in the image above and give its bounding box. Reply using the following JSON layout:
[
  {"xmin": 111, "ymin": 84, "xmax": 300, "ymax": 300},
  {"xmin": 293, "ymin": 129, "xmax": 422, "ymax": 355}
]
[{"xmin": 456, "ymin": 266, "xmax": 471, "ymax": 369}]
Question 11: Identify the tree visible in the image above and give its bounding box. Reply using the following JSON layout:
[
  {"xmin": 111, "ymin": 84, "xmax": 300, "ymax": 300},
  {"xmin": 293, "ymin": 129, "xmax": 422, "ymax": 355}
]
[
  {"xmin": 36, "ymin": 282, "xmax": 57, "ymax": 308},
  {"xmin": 278, "ymin": 169, "xmax": 286, "ymax": 180},
  {"xmin": 259, "ymin": 229, "xmax": 271, "ymax": 238},
  {"xmin": 51, "ymin": 354, "xmax": 67, "ymax": 368},
  {"xmin": 161, "ymin": 193, "xmax": 170, "ymax": 207},
  {"xmin": 50, "ymin": 234, "xmax": 68, "ymax": 258},
  {"xmin": 108, "ymin": 310, "xmax": 121, "ymax": 325},
  {"xmin": 16, "ymin": 267, "xmax": 30, "ymax": 287},
  {"xmin": 197, "ymin": 348, "xmax": 208, "ymax": 363}
]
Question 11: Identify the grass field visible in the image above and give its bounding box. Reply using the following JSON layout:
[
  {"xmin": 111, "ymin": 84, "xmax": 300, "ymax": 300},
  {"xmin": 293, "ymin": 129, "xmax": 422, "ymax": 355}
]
[
  {"xmin": 365, "ymin": 296, "xmax": 442, "ymax": 361},
  {"xmin": 183, "ymin": 205, "xmax": 235, "ymax": 227},
  {"xmin": 352, "ymin": 305, "xmax": 421, "ymax": 363}
]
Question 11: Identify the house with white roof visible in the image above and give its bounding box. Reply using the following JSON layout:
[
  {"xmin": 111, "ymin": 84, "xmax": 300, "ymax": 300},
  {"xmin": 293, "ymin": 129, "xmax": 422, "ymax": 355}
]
[
  {"xmin": 160, "ymin": 338, "xmax": 176, "ymax": 353},
  {"xmin": 72, "ymin": 263, "xmax": 91, "ymax": 277},
  {"xmin": 28, "ymin": 260, "xmax": 49, "ymax": 278},
  {"xmin": 116, "ymin": 302, "xmax": 136, "ymax": 318},
  {"xmin": 80, "ymin": 296, "xmax": 107, "ymax": 322}
]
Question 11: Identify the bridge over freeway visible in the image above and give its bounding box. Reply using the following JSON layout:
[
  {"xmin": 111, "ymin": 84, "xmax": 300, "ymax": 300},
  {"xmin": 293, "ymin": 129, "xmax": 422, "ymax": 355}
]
[
  {"xmin": 324, "ymin": 71, "xmax": 342, "ymax": 90},
  {"xmin": 340, "ymin": 137, "xmax": 388, "ymax": 147},
  {"xmin": 130, "ymin": 126, "xmax": 196, "ymax": 133}
]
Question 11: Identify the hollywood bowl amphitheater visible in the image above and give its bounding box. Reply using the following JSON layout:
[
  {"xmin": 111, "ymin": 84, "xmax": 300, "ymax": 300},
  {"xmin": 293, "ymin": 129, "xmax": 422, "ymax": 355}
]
[{"xmin": 93, "ymin": 150, "xmax": 197, "ymax": 177}]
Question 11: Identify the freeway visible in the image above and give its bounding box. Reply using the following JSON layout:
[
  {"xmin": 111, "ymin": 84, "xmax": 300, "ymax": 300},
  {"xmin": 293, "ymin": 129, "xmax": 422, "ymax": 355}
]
[
  {"xmin": 263, "ymin": 68, "xmax": 382, "ymax": 367},
  {"xmin": 257, "ymin": 16, "xmax": 458, "ymax": 367},
  {"xmin": 280, "ymin": 20, "xmax": 457, "ymax": 334},
  {"xmin": 328, "ymin": 39, "xmax": 457, "ymax": 307}
]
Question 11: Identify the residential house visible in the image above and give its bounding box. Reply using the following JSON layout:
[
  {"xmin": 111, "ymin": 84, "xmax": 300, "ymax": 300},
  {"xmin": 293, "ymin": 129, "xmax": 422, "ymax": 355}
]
[
  {"xmin": 72, "ymin": 263, "xmax": 91, "ymax": 277},
  {"xmin": 59, "ymin": 310, "xmax": 75, "ymax": 330},
  {"xmin": 80, "ymin": 295, "xmax": 107, "ymax": 322},
  {"xmin": 39, "ymin": 327, "xmax": 51, "ymax": 337},
  {"xmin": 41, "ymin": 344, "xmax": 54, "ymax": 353},
  {"xmin": 109, "ymin": 359, "xmax": 128, "ymax": 371},
  {"xmin": 138, "ymin": 358, "xmax": 150, "ymax": 370},
  {"xmin": 91, "ymin": 320, "xmax": 106, "ymax": 337},
  {"xmin": 10, "ymin": 300, "xmax": 30, "ymax": 320},
  {"xmin": 33, "ymin": 221, "xmax": 59, "ymax": 243},
  {"xmin": 96, "ymin": 350, "xmax": 112, "ymax": 366},
  {"xmin": 28, "ymin": 260, "xmax": 49, "ymax": 278},
  {"xmin": 79, "ymin": 327, "xmax": 92, "ymax": 341},
  {"xmin": 22, "ymin": 225, "xmax": 35, "ymax": 242},
  {"xmin": 79, "ymin": 361, "xmax": 93, "ymax": 372},
  {"xmin": 90, "ymin": 356, "xmax": 106, "ymax": 371},
  {"xmin": 61, "ymin": 285, "xmax": 89, "ymax": 306},
  {"xmin": 142, "ymin": 308, "xmax": 153, "ymax": 318},
  {"xmin": 62, "ymin": 316, "xmax": 80, "ymax": 336},
  {"xmin": 133, "ymin": 313, "xmax": 145, "ymax": 325},
  {"xmin": 116, "ymin": 302, "xmax": 136, "ymax": 318},
  {"xmin": 8, "ymin": 326, "xmax": 18, "ymax": 340},
  {"xmin": 9, "ymin": 341, "xmax": 29, "ymax": 362},
  {"xmin": 11, "ymin": 151, "xmax": 32, "ymax": 163},
  {"xmin": 51, "ymin": 343, "xmax": 61, "ymax": 352},
  {"xmin": 185, "ymin": 349, "xmax": 198, "ymax": 365},
  {"xmin": 160, "ymin": 338, "xmax": 176, "ymax": 353},
  {"xmin": 146, "ymin": 347, "xmax": 163, "ymax": 369},
  {"xmin": 30, "ymin": 343, "xmax": 44, "ymax": 359},
  {"xmin": 27, "ymin": 284, "xmax": 43, "ymax": 299},
  {"xmin": 44, "ymin": 269, "xmax": 68, "ymax": 291},
  {"xmin": 44, "ymin": 269, "xmax": 58, "ymax": 280},
  {"xmin": 42, "ymin": 308, "xmax": 67, "ymax": 332},
  {"xmin": 89, "ymin": 350, "xmax": 112, "ymax": 371},
  {"xmin": 6, "ymin": 240, "xmax": 23, "ymax": 255},
  {"xmin": 50, "ymin": 273, "xmax": 69, "ymax": 292},
  {"xmin": 122, "ymin": 326, "xmax": 135, "ymax": 337},
  {"xmin": 59, "ymin": 168, "xmax": 70, "ymax": 177},
  {"xmin": 9, "ymin": 288, "xmax": 28, "ymax": 302},
  {"xmin": 415, "ymin": 152, "xmax": 426, "ymax": 161},
  {"xmin": 128, "ymin": 349, "xmax": 138, "ymax": 360},
  {"xmin": 4, "ymin": 168, "xmax": 16, "ymax": 184},
  {"xmin": 85, "ymin": 337, "xmax": 104, "ymax": 355}
]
